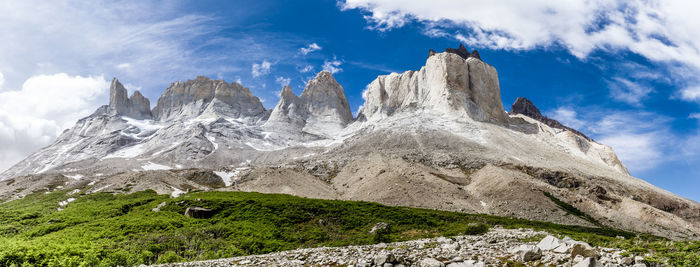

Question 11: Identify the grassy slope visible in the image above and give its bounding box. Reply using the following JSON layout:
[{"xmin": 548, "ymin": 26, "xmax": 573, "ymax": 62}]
[{"xmin": 0, "ymin": 189, "xmax": 698, "ymax": 266}]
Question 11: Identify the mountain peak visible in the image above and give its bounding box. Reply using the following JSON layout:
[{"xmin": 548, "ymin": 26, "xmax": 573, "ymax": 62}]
[
  {"xmin": 266, "ymin": 71, "xmax": 353, "ymax": 134},
  {"xmin": 509, "ymin": 97, "xmax": 593, "ymax": 142},
  {"xmin": 152, "ymin": 76, "xmax": 265, "ymax": 122},
  {"xmin": 361, "ymin": 48, "xmax": 507, "ymax": 123},
  {"xmin": 109, "ymin": 78, "xmax": 152, "ymax": 119}
]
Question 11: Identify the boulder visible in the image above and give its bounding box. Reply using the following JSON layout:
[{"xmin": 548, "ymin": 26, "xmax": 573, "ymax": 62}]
[
  {"xmin": 374, "ymin": 253, "xmax": 395, "ymax": 265},
  {"xmin": 184, "ymin": 206, "xmax": 214, "ymax": 219},
  {"xmin": 573, "ymin": 257, "xmax": 603, "ymax": 267},
  {"xmin": 571, "ymin": 243, "xmax": 598, "ymax": 259},
  {"xmin": 518, "ymin": 245, "xmax": 543, "ymax": 262},
  {"xmin": 419, "ymin": 258, "xmax": 444, "ymax": 267},
  {"xmin": 370, "ymin": 222, "xmax": 390, "ymax": 234},
  {"xmin": 151, "ymin": 201, "xmax": 167, "ymax": 212},
  {"xmin": 446, "ymin": 261, "xmax": 485, "ymax": 267},
  {"xmin": 553, "ymin": 243, "xmax": 571, "ymax": 254},
  {"xmin": 537, "ymin": 235, "xmax": 562, "ymax": 250}
]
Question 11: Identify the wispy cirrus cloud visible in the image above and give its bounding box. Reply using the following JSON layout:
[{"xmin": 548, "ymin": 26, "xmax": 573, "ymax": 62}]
[{"xmin": 548, "ymin": 107, "xmax": 673, "ymax": 173}]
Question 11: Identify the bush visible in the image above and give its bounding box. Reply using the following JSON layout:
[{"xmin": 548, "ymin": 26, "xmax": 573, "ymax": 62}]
[
  {"xmin": 464, "ymin": 223, "xmax": 490, "ymax": 235},
  {"xmin": 372, "ymin": 227, "xmax": 392, "ymax": 244}
]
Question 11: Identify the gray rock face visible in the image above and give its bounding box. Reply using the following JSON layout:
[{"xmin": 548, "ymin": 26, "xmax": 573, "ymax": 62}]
[
  {"xmin": 152, "ymin": 76, "xmax": 266, "ymax": 123},
  {"xmin": 109, "ymin": 78, "xmax": 152, "ymax": 119},
  {"xmin": 265, "ymin": 71, "xmax": 353, "ymax": 136},
  {"xmin": 359, "ymin": 52, "xmax": 508, "ymax": 123},
  {"xmin": 510, "ymin": 97, "xmax": 594, "ymax": 142}
]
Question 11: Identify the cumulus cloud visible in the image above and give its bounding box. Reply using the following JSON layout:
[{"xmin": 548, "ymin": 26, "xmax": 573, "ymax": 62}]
[
  {"xmin": 299, "ymin": 43, "xmax": 322, "ymax": 55},
  {"xmin": 322, "ymin": 58, "xmax": 343, "ymax": 74},
  {"xmin": 0, "ymin": 73, "xmax": 109, "ymax": 172},
  {"xmin": 341, "ymin": 0, "xmax": 700, "ymax": 73},
  {"xmin": 252, "ymin": 60, "xmax": 273, "ymax": 78},
  {"xmin": 275, "ymin": 76, "xmax": 291, "ymax": 86},
  {"xmin": 680, "ymin": 86, "xmax": 700, "ymax": 102}
]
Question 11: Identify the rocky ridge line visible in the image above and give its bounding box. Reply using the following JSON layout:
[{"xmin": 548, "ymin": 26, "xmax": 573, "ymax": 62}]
[{"xmin": 509, "ymin": 97, "xmax": 593, "ymax": 142}]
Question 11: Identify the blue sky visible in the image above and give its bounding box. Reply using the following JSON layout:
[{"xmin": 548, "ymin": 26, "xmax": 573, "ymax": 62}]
[{"xmin": 1, "ymin": 0, "xmax": 700, "ymax": 201}]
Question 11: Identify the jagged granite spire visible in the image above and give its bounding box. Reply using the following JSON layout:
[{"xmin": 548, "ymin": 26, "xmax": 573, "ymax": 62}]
[
  {"xmin": 265, "ymin": 71, "xmax": 353, "ymax": 135},
  {"xmin": 109, "ymin": 78, "xmax": 152, "ymax": 119}
]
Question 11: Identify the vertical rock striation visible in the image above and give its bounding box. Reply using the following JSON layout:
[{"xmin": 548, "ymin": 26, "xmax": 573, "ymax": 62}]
[
  {"xmin": 109, "ymin": 78, "xmax": 152, "ymax": 119},
  {"xmin": 359, "ymin": 47, "xmax": 508, "ymax": 123},
  {"xmin": 152, "ymin": 76, "xmax": 267, "ymax": 123},
  {"xmin": 266, "ymin": 71, "xmax": 353, "ymax": 135}
]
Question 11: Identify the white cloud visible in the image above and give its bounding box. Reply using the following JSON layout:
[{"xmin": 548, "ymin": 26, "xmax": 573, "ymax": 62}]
[
  {"xmin": 598, "ymin": 133, "xmax": 663, "ymax": 172},
  {"xmin": 689, "ymin": 113, "xmax": 700, "ymax": 119},
  {"xmin": 547, "ymin": 106, "xmax": 672, "ymax": 173},
  {"xmin": 322, "ymin": 58, "xmax": 343, "ymax": 74},
  {"xmin": 0, "ymin": 1, "xmax": 228, "ymax": 92},
  {"xmin": 300, "ymin": 65, "xmax": 314, "ymax": 73},
  {"xmin": 341, "ymin": 0, "xmax": 700, "ymax": 73},
  {"xmin": 252, "ymin": 60, "xmax": 272, "ymax": 78},
  {"xmin": 275, "ymin": 76, "xmax": 291, "ymax": 86},
  {"xmin": 608, "ymin": 77, "xmax": 653, "ymax": 107},
  {"xmin": 0, "ymin": 71, "xmax": 4, "ymax": 89},
  {"xmin": 0, "ymin": 73, "xmax": 109, "ymax": 172},
  {"xmin": 299, "ymin": 43, "xmax": 322, "ymax": 55},
  {"xmin": 680, "ymin": 86, "xmax": 700, "ymax": 102}
]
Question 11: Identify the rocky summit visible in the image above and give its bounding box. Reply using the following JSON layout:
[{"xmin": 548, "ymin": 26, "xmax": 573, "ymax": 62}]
[{"xmin": 1, "ymin": 45, "xmax": 699, "ymax": 241}]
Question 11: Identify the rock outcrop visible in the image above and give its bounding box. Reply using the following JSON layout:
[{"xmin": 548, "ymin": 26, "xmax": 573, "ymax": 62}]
[
  {"xmin": 109, "ymin": 78, "xmax": 152, "ymax": 119},
  {"xmin": 265, "ymin": 71, "xmax": 353, "ymax": 135},
  {"xmin": 429, "ymin": 44, "xmax": 481, "ymax": 60},
  {"xmin": 359, "ymin": 50, "xmax": 508, "ymax": 123},
  {"xmin": 152, "ymin": 76, "xmax": 267, "ymax": 123},
  {"xmin": 509, "ymin": 97, "xmax": 592, "ymax": 141}
]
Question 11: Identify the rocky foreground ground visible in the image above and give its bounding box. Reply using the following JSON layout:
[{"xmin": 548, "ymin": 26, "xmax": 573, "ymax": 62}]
[{"xmin": 153, "ymin": 227, "xmax": 649, "ymax": 267}]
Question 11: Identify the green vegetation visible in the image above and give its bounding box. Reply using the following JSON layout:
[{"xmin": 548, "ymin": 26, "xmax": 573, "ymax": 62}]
[
  {"xmin": 0, "ymin": 189, "xmax": 698, "ymax": 266},
  {"xmin": 542, "ymin": 191, "xmax": 601, "ymax": 227},
  {"xmin": 464, "ymin": 223, "xmax": 490, "ymax": 235}
]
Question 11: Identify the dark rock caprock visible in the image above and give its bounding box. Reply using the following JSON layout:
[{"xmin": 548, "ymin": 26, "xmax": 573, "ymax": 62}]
[
  {"xmin": 509, "ymin": 97, "xmax": 593, "ymax": 142},
  {"xmin": 430, "ymin": 44, "xmax": 482, "ymax": 60}
]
